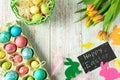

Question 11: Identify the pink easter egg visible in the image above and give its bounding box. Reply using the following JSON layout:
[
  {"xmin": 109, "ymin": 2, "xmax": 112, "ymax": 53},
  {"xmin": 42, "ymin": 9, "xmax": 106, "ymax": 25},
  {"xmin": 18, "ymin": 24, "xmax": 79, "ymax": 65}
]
[
  {"xmin": 13, "ymin": 54, "xmax": 23, "ymax": 63},
  {"xmin": 4, "ymin": 43, "xmax": 17, "ymax": 54},
  {"xmin": 18, "ymin": 65, "xmax": 29, "ymax": 75},
  {"xmin": 14, "ymin": 36, "xmax": 28, "ymax": 48}
]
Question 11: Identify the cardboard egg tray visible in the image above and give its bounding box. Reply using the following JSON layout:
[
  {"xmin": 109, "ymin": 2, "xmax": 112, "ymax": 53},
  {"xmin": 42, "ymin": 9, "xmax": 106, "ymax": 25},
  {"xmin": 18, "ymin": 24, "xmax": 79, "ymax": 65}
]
[{"xmin": 0, "ymin": 21, "xmax": 50, "ymax": 80}]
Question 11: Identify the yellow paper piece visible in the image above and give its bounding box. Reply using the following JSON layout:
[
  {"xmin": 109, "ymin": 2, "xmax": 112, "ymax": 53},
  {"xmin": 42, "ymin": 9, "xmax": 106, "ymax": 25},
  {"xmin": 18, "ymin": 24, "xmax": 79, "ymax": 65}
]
[
  {"xmin": 81, "ymin": 42, "xmax": 94, "ymax": 49},
  {"xmin": 115, "ymin": 59, "xmax": 120, "ymax": 70},
  {"xmin": 109, "ymin": 25, "xmax": 120, "ymax": 45}
]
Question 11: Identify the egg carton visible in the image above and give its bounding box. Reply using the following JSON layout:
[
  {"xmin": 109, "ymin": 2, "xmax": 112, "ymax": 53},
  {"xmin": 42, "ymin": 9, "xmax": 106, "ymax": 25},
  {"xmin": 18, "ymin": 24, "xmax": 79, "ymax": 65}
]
[{"xmin": 0, "ymin": 21, "xmax": 50, "ymax": 80}]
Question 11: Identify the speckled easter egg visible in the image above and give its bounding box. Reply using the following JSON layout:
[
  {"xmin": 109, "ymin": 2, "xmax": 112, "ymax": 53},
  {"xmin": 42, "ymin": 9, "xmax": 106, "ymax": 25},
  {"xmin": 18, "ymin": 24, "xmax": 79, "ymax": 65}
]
[
  {"xmin": 30, "ymin": 6, "xmax": 39, "ymax": 14},
  {"xmin": 32, "ymin": 14, "xmax": 42, "ymax": 22},
  {"xmin": 13, "ymin": 54, "xmax": 23, "ymax": 63},
  {"xmin": 0, "ymin": 32, "xmax": 11, "ymax": 43},
  {"xmin": 0, "ymin": 49, "xmax": 6, "ymax": 59},
  {"xmin": 33, "ymin": 69, "xmax": 47, "ymax": 80},
  {"xmin": 2, "ymin": 61, "xmax": 12, "ymax": 70},
  {"xmin": 41, "ymin": 3, "xmax": 49, "ymax": 14},
  {"xmin": 9, "ymin": 25, "xmax": 22, "ymax": 37},
  {"xmin": 14, "ymin": 36, "xmax": 28, "ymax": 48},
  {"xmin": 21, "ymin": 47, "xmax": 34, "ymax": 60},
  {"xmin": 4, "ymin": 71, "xmax": 18, "ymax": 80},
  {"xmin": 4, "ymin": 43, "xmax": 17, "ymax": 54},
  {"xmin": 32, "ymin": 0, "xmax": 42, "ymax": 5},
  {"xmin": 18, "ymin": 65, "xmax": 29, "ymax": 75},
  {"xmin": 26, "ymin": 76, "xmax": 35, "ymax": 80}
]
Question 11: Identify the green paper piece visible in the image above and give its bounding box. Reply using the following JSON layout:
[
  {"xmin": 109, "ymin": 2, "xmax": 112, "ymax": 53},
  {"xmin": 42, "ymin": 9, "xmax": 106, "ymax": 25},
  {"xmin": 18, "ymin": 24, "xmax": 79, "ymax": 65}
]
[{"xmin": 64, "ymin": 58, "xmax": 82, "ymax": 80}]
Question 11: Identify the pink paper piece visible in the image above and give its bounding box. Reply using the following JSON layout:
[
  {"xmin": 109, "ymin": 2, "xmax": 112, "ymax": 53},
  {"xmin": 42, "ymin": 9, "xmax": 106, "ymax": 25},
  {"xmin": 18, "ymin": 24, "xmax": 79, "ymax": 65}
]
[
  {"xmin": 99, "ymin": 62, "xmax": 120, "ymax": 80},
  {"xmin": 73, "ymin": 72, "xmax": 92, "ymax": 80},
  {"xmin": 51, "ymin": 55, "xmax": 64, "ymax": 76}
]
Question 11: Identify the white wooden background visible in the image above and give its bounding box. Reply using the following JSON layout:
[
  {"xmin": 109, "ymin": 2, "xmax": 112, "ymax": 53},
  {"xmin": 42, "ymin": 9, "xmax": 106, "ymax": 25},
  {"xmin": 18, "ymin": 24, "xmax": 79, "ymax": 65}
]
[{"xmin": 0, "ymin": 0, "xmax": 120, "ymax": 80}]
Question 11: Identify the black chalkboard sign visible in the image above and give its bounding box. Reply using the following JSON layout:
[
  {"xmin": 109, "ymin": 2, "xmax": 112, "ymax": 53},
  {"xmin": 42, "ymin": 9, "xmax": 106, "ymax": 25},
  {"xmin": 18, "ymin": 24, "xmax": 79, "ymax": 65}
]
[{"xmin": 78, "ymin": 42, "xmax": 116, "ymax": 73}]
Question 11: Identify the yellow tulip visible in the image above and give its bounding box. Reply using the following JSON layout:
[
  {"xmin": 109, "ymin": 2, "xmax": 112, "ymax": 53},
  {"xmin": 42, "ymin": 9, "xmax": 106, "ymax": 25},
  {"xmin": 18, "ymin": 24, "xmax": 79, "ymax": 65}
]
[
  {"xmin": 87, "ymin": 4, "xmax": 95, "ymax": 12},
  {"xmin": 85, "ymin": 17, "xmax": 91, "ymax": 27},
  {"xmin": 88, "ymin": 10, "xmax": 98, "ymax": 17},
  {"xmin": 93, "ymin": 15, "xmax": 103, "ymax": 24},
  {"xmin": 97, "ymin": 30, "xmax": 107, "ymax": 40}
]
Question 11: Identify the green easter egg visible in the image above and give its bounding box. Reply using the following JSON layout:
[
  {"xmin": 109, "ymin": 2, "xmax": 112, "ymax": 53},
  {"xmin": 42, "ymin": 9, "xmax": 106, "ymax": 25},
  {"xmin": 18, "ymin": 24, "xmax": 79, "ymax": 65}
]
[
  {"xmin": 0, "ymin": 32, "xmax": 11, "ymax": 43},
  {"xmin": 41, "ymin": 3, "xmax": 49, "ymax": 14},
  {"xmin": 2, "ymin": 61, "xmax": 12, "ymax": 70},
  {"xmin": 32, "ymin": 14, "xmax": 42, "ymax": 22},
  {"xmin": 33, "ymin": 68, "xmax": 47, "ymax": 80},
  {"xmin": 27, "ymin": 76, "xmax": 35, "ymax": 80}
]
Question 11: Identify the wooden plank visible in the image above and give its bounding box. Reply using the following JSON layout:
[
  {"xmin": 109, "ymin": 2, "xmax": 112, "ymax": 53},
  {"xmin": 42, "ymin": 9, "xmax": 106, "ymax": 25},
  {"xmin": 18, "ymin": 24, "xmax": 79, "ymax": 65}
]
[
  {"xmin": 50, "ymin": 0, "xmax": 82, "ymax": 79},
  {"xmin": 1, "ymin": 0, "xmax": 120, "ymax": 80}
]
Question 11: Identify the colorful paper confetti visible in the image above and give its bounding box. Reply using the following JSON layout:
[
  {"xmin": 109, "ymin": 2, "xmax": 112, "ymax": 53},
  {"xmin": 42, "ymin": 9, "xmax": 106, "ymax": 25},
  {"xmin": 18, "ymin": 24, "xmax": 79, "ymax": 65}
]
[
  {"xmin": 99, "ymin": 62, "xmax": 120, "ymax": 80},
  {"xmin": 81, "ymin": 42, "xmax": 94, "ymax": 49},
  {"xmin": 64, "ymin": 58, "xmax": 82, "ymax": 80},
  {"xmin": 109, "ymin": 25, "xmax": 120, "ymax": 45},
  {"xmin": 115, "ymin": 58, "xmax": 120, "ymax": 70}
]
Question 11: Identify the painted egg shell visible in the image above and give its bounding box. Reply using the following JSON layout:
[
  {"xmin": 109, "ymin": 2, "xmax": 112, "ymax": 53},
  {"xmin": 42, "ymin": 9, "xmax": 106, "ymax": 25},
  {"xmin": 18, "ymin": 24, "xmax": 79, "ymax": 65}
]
[
  {"xmin": 30, "ymin": 6, "xmax": 39, "ymax": 14},
  {"xmin": 14, "ymin": 36, "xmax": 28, "ymax": 48},
  {"xmin": 2, "ymin": 61, "xmax": 12, "ymax": 70},
  {"xmin": 32, "ymin": 0, "xmax": 42, "ymax": 5},
  {"xmin": 26, "ymin": 76, "xmax": 35, "ymax": 80},
  {"xmin": 0, "ymin": 32, "xmax": 11, "ymax": 43},
  {"xmin": 13, "ymin": 54, "xmax": 23, "ymax": 63},
  {"xmin": 21, "ymin": 47, "xmax": 34, "ymax": 60},
  {"xmin": 41, "ymin": 3, "xmax": 49, "ymax": 14},
  {"xmin": 32, "ymin": 14, "xmax": 42, "ymax": 22},
  {"xmin": 33, "ymin": 69, "xmax": 47, "ymax": 80},
  {"xmin": 9, "ymin": 25, "xmax": 22, "ymax": 37},
  {"xmin": 0, "ymin": 49, "xmax": 6, "ymax": 59},
  {"xmin": 31, "ymin": 60, "xmax": 39, "ymax": 68},
  {"xmin": 18, "ymin": 65, "xmax": 29, "ymax": 75},
  {"xmin": 4, "ymin": 71, "xmax": 18, "ymax": 80},
  {"xmin": 4, "ymin": 43, "xmax": 17, "ymax": 54}
]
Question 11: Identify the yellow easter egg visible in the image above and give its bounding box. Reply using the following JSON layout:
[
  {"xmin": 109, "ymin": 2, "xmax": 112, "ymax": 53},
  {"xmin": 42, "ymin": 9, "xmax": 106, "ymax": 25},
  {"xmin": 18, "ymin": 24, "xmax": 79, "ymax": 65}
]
[
  {"xmin": 31, "ymin": 61, "xmax": 39, "ymax": 68},
  {"xmin": 0, "ymin": 49, "xmax": 6, "ymax": 59},
  {"xmin": 115, "ymin": 59, "xmax": 120, "ymax": 69},
  {"xmin": 32, "ymin": 0, "xmax": 42, "ymax": 5},
  {"xmin": 30, "ymin": 6, "xmax": 39, "ymax": 14}
]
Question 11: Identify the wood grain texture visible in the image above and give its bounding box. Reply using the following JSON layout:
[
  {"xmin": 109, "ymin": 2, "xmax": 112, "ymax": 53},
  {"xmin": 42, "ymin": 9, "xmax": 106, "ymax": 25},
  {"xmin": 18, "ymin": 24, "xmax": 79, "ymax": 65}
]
[{"xmin": 0, "ymin": 0, "xmax": 120, "ymax": 80}]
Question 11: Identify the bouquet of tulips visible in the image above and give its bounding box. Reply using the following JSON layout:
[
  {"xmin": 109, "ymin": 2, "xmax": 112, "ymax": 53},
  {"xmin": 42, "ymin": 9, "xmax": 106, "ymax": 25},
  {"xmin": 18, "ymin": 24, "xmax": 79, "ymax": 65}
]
[{"xmin": 76, "ymin": 0, "xmax": 120, "ymax": 40}]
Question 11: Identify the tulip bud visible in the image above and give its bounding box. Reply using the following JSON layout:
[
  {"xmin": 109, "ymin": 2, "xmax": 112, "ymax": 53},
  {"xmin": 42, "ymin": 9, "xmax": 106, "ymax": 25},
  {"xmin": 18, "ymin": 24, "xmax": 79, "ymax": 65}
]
[
  {"xmin": 85, "ymin": 17, "xmax": 91, "ymax": 27},
  {"xmin": 88, "ymin": 10, "xmax": 98, "ymax": 17},
  {"xmin": 87, "ymin": 4, "xmax": 95, "ymax": 12},
  {"xmin": 93, "ymin": 15, "xmax": 103, "ymax": 24},
  {"xmin": 97, "ymin": 31, "xmax": 107, "ymax": 40}
]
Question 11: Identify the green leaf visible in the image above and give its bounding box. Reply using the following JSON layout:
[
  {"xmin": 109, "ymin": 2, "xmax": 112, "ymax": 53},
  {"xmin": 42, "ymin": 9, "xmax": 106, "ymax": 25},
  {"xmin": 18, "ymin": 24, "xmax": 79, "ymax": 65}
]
[
  {"xmin": 77, "ymin": 1, "xmax": 83, "ymax": 4},
  {"xmin": 112, "ymin": 0, "xmax": 120, "ymax": 21},
  {"xmin": 75, "ymin": 14, "xmax": 87, "ymax": 22},
  {"xmin": 103, "ymin": 0, "xmax": 119, "ymax": 32},
  {"xmin": 106, "ymin": 0, "xmax": 120, "ymax": 33},
  {"xmin": 96, "ymin": 1, "xmax": 111, "ymax": 15},
  {"xmin": 75, "ymin": 8, "xmax": 86, "ymax": 13}
]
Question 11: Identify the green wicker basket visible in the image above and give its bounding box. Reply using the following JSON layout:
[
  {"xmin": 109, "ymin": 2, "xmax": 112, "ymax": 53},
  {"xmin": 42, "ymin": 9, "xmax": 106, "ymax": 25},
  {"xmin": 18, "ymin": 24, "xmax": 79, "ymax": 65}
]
[{"xmin": 10, "ymin": 0, "xmax": 55, "ymax": 25}]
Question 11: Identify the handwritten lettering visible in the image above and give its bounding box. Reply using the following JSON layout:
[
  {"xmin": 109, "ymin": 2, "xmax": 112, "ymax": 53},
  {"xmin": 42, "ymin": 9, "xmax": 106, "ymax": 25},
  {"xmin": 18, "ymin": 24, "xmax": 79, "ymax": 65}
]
[{"xmin": 78, "ymin": 42, "xmax": 116, "ymax": 73}]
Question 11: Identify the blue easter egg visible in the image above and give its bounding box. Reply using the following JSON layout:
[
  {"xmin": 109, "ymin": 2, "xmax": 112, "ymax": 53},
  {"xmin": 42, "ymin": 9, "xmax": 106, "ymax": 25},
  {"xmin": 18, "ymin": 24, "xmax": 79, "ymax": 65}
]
[
  {"xmin": 4, "ymin": 71, "xmax": 18, "ymax": 80},
  {"xmin": 0, "ymin": 32, "xmax": 11, "ymax": 43},
  {"xmin": 21, "ymin": 47, "xmax": 34, "ymax": 60},
  {"xmin": 33, "ymin": 69, "xmax": 47, "ymax": 80},
  {"xmin": 9, "ymin": 25, "xmax": 22, "ymax": 37}
]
